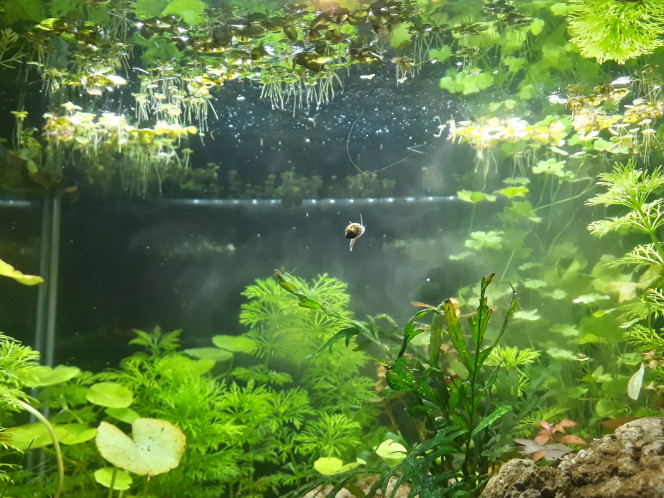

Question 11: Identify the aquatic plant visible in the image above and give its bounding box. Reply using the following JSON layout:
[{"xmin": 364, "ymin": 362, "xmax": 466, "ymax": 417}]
[
  {"xmin": 0, "ymin": 329, "xmax": 80, "ymax": 498},
  {"xmin": 0, "ymin": 333, "xmax": 43, "ymax": 481},
  {"xmin": 1, "ymin": 0, "xmax": 584, "ymax": 196},
  {"xmin": 586, "ymin": 161, "xmax": 664, "ymax": 266},
  {"xmin": 567, "ymin": 0, "xmax": 664, "ymax": 64},
  {"xmin": 95, "ymin": 273, "xmax": 378, "ymax": 497},
  {"xmin": 275, "ymin": 271, "xmax": 517, "ymax": 496},
  {"xmin": 514, "ymin": 418, "xmax": 587, "ymax": 463},
  {"xmin": 40, "ymin": 105, "xmax": 198, "ymax": 196},
  {"xmin": 0, "ymin": 258, "xmax": 43, "ymax": 286},
  {"xmin": 233, "ymin": 273, "xmax": 377, "ymax": 431},
  {"xmin": 586, "ymin": 161, "xmax": 664, "ymax": 401}
]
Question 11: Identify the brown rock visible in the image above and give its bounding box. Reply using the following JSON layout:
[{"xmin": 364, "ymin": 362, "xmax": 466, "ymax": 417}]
[
  {"xmin": 482, "ymin": 417, "xmax": 664, "ymax": 498},
  {"xmin": 481, "ymin": 459, "xmax": 555, "ymax": 498}
]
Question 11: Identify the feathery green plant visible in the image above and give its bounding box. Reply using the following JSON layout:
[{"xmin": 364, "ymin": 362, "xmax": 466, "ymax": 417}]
[
  {"xmin": 586, "ymin": 161, "xmax": 664, "ymax": 319},
  {"xmin": 0, "ymin": 332, "xmax": 42, "ymax": 485},
  {"xmin": 568, "ymin": 0, "xmax": 664, "ymax": 64},
  {"xmin": 236, "ymin": 273, "xmax": 378, "ymax": 424},
  {"xmin": 586, "ymin": 160, "xmax": 664, "ymax": 401},
  {"xmin": 276, "ymin": 271, "xmax": 517, "ymax": 496}
]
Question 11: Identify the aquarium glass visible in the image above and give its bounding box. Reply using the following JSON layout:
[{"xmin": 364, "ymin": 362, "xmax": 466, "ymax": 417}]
[{"xmin": 1, "ymin": 0, "xmax": 664, "ymax": 496}]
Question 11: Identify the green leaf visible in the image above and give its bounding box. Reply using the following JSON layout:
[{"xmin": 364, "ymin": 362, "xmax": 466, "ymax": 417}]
[
  {"xmin": 573, "ymin": 293, "xmax": 610, "ymax": 304},
  {"xmin": 533, "ymin": 158, "xmax": 572, "ymax": 179},
  {"xmin": 524, "ymin": 279, "xmax": 547, "ymax": 289},
  {"xmin": 86, "ymin": 382, "xmax": 134, "ymax": 409},
  {"xmin": 503, "ymin": 176, "xmax": 531, "ymax": 185},
  {"xmin": 313, "ymin": 456, "xmax": 364, "ymax": 475},
  {"xmin": 0, "ymin": 258, "xmax": 43, "ymax": 286},
  {"xmin": 514, "ymin": 309, "xmax": 540, "ymax": 321},
  {"xmin": 551, "ymin": 323, "xmax": 579, "ymax": 336},
  {"xmin": 465, "ymin": 231, "xmax": 504, "ymax": 250},
  {"xmin": 381, "ymin": 426, "xmax": 465, "ymax": 495},
  {"xmin": 503, "ymin": 56, "xmax": 526, "ymax": 73},
  {"xmin": 3, "ymin": 422, "xmax": 68, "ymax": 450},
  {"xmin": 457, "ymin": 190, "xmax": 497, "ymax": 203},
  {"xmin": 94, "ymin": 467, "xmax": 133, "ymax": 491},
  {"xmin": 1, "ymin": 0, "xmax": 45, "ymax": 23},
  {"xmin": 529, "ymin": 19, "xmax": 544, "ymax": 36},
  {"xmin": 375, "ymin": 439, "xmax": 408, "ymax": 467},
  {"xmin": 627, "ymin": 362, "xmax": 645, "ymax": 401},
  {"xmin": 390, "ymin": 22, "xmax": 412, "ymax": 48},
  {"xmin": 592, "ymin": 138, "xmax": 614, "ymax": 152},
  {"xmin": 49, "ymin": 0, "xmax": 81, "ymax": 17},
  {"xmin": 273, "ymin": 269, "xmax": 297, "ymax": 292},
  {"xmin": 429, "ymin": 45, "xmax": 452, "ymax": 62},
  {"xmin": 546, "ymin": 347, "xmax": 578, "ymax": 361},
  {"xmin": 444, "ymin": 299, "xmax": 472, "ymax": 369},
  {"xmin": 95, "ymin": 418, "xmax": 186, "ymax": 476},
  {"xmin": 313, "ymin": 456, "xmax": 344, "ymax": 475},
  {"xmin": 183, "ymin": 347, "xmax": 233, "ymax": 361},
  {"xmin": 309, "ymin": 326, "xmax": 359, "ymax": 358},
  {"xmin": 106, "ymin": 407, "xmax": 140, "ymax": 424},
  {"xmin": 28, "ymin": 365, "xmax": 80, "ymax": 386},
  {"xmin": 471, "ymin": 405, "xmax": 512, "ymax": 438},
  {"xmin": 131, "ymin": 0, "xmax": 168, "ymax": 18},
  {"xmin": 211, "ymin": 335, "xmax": 257, "ymax": 354},
  {"xmin": 295, "ymin": 293, "xmax": 323, "ymax": 309},
  {"xmin": 161, "ymin": 0, "xmax": 206, "ymax": 25},
  {"xmin": 440, "ymin": 68, "xmax": 493, "ymax": 95},
  {"xmin": 550, "ymin": 2, "xmax": 572, "ymax": 16},
  {"xmin": 495, "ymin": 186, "xmax": 529, "ymax": 199},
  {"xmin": 449, "ymin": 251, "xmax": 474, "ymax": 261},
  {"xmin": 547, "ymin": 289, "xmax": 567, "ymax": 300},
  {"xmin": 59, "ymin": 424, "xmax": 97, "ymax": 445},
  {"xmin": 398, "ymin": 309, "xmax": 435, "ymax": 358},
  {"xmin": 504, "ymin": 201, "xmax": 540, "ymax": 223}
]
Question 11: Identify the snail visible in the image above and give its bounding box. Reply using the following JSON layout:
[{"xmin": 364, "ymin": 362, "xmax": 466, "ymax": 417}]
[{"xmin": 345, "ymin": 214, "xmax": 365, "ymax": 251}]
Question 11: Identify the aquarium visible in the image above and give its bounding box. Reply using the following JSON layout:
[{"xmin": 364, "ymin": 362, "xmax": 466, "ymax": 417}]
[{"xmin": 1, "ymin": 0, "xmax": 664, "ymax": 497}]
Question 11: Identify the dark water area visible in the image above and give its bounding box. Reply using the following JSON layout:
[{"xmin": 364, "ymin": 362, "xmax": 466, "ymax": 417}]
[
  {"xmin": 54, "ymin": 193, "xmax": 489, "ymax": 369},
  {"xmin": 0, "ymin": 198, "xmax": 43, "ymax": 344}
]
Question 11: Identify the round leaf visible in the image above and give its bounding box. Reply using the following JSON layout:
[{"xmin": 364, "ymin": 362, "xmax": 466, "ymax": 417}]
[
  {"xmin": 96, "ymin": 418, "xmax": 186, "ymax": 476},
  {"xmin": 183, "ymin": 347, "xmax": 233, "ymax": 362},
  {"xmin": 59, "ymin": 423, "xmax": 97, "ymax": 445},
  {"xmin": 105, "ymin": 407, "xmax": 140, "ymax": 424},
  {"xmin": 375, "ymin": 439, "xmax": 407, "ymax": 467},
  {"xmin": 29, "ymin": 365, "xmax": 81, "ymax": 387},
  {"xmin": 3, "ymin": 422, "xmax": 68, "ymax": 450},
  {"xmin": 86, "ymin": 382, "xmax": 134, "ymax": 408},
  {"xmin": 212, "ymin": 335, "xmax": 256, "ymax": 353},
  {"xmin": 313, "ymin": 457, "xmax": 343, "ymax": 475},
  {"xmin": 94, "ymin": 467, "xmax": 133, "ymax": 490}
]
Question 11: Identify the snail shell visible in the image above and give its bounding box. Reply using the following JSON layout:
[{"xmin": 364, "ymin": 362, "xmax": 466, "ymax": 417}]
[{"xmin": 345, "ymin": 223, "xmax": 363, "ymax": 239}]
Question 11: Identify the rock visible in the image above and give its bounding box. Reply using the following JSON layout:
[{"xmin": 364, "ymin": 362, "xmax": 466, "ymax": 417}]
[
  {"xmin": 482, "ymin": 417, "xmax": 664, "ymax": 498},
  {"xmin": 481, "ymin": 459, "xmax": 556, "ymax": 498}
]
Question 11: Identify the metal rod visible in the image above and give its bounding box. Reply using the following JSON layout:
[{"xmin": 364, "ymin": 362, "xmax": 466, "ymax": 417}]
[
  {"xmin": 33, "ymin": 192, "xmax": 61, "ymax": 365},
  {"xmin": 44, "ymin": 192, "xmax": 61, "ymax": 366}
]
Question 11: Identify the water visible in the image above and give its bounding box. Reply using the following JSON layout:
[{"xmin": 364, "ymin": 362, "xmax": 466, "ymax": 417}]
[{"xmin": 1, "ymin": 1, "xmax": 663, "ymax": 496}]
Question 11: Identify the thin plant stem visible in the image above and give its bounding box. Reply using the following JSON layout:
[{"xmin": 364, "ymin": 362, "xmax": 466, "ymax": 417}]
[
  {"xmin": 16, "ymin": 400, "xmax": 63, "ymax": 498},
  {"xmin": 107, "ymin": 466, "xmax": 118, "ymax": 498}
]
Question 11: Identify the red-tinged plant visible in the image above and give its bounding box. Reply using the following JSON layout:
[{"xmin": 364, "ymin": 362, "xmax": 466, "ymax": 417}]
[
  {"xmin": 535, "ymin": 419, "xmax": 587, "ymax": 446},
  {"xmin": 514, "ymin": 419, "xmax": 587, "ymax": 462}
]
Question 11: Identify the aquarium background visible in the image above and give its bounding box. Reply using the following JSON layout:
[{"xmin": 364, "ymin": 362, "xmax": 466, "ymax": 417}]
[{"xmin": 2, "ymin": 0, "xmax": 664, "ymax": 496}]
